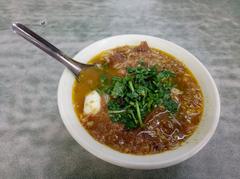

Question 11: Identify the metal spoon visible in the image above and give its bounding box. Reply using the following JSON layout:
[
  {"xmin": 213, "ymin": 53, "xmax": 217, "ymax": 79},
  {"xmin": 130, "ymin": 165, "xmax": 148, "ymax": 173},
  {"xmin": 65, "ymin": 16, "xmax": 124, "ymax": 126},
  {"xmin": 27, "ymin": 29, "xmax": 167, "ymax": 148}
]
[{"xmin": 12, "ymin": 23, "xmax": 95, "ymax": 77}]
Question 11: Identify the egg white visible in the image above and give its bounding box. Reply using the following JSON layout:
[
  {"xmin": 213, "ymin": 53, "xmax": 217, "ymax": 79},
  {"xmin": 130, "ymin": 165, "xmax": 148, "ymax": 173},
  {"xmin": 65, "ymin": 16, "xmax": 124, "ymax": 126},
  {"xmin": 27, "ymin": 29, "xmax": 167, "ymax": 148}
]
[{"xmin": 83, "ymin": 90, "xmax": 101, "ymax": 115}]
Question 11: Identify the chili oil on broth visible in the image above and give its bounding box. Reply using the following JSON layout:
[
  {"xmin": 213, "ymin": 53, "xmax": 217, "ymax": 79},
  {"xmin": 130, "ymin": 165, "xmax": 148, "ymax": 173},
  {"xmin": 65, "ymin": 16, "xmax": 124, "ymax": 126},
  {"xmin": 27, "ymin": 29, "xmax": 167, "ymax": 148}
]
[{"xmin": 72, "ymin": 42, "xmax": 204, "ymax": 155}]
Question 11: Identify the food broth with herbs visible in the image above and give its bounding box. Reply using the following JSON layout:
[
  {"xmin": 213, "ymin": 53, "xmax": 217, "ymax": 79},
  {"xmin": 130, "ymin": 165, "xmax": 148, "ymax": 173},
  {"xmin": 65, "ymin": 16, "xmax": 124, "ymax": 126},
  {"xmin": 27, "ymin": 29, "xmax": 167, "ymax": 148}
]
[{"xmin": 72, "ymin": 42, "xmax": 203, "ymax": 155}]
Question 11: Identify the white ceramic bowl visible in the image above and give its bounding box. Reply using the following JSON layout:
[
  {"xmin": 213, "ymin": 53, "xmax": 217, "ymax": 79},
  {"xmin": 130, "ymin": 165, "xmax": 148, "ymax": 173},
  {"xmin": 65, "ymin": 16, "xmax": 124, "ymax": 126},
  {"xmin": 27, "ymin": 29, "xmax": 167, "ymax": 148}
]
[{"xmin": 58, "ymin": 35, "xmax": 220, "ymax": 169}]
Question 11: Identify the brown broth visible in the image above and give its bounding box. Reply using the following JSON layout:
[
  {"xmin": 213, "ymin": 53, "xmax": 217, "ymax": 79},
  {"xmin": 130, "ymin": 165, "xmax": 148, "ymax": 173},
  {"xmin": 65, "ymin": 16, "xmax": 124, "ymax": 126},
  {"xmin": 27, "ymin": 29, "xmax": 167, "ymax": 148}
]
[{"xmin": 72, "ymin": 42, "xmax": 203, "ymax": 155}]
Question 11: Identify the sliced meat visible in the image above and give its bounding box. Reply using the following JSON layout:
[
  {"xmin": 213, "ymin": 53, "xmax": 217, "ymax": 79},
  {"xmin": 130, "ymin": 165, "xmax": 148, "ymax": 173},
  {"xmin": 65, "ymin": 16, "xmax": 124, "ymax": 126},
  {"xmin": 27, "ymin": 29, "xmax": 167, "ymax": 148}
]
[{"xmin": 133, "ymin": 41, "xmax": 150, "ymax": 52}]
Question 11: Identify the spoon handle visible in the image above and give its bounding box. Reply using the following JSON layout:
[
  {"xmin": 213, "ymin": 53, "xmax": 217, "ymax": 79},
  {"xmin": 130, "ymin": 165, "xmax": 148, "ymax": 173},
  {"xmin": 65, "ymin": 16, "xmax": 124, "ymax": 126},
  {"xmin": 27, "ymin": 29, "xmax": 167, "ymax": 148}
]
[{"xmin": 12, "ymin": 23, "xmax": 83, "ymax": 76}]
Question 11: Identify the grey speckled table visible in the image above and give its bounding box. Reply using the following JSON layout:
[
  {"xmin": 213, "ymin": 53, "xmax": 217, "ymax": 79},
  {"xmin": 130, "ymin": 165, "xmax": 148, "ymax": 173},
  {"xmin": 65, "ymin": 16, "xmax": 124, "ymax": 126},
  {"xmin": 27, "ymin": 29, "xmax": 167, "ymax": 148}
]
[{"xmin": 0, "ymin": 0, "xmax": 240, "ymax": 178}]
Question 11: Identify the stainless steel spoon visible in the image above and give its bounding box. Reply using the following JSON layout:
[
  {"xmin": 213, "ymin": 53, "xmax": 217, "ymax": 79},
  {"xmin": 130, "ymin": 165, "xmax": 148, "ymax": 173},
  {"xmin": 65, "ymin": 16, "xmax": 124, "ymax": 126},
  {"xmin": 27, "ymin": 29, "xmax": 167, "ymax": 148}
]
[{"xmin": 12, "ymin": 23, "xmax": 95, "ymax": 77}]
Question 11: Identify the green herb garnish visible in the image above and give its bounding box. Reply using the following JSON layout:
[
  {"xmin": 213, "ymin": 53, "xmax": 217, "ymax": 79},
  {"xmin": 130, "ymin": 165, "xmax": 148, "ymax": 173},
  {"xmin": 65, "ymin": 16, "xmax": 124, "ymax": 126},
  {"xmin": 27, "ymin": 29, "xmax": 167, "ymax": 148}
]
[{"xmin": 98, "ymin": 62, "xmax": 179, "ymax": 129}]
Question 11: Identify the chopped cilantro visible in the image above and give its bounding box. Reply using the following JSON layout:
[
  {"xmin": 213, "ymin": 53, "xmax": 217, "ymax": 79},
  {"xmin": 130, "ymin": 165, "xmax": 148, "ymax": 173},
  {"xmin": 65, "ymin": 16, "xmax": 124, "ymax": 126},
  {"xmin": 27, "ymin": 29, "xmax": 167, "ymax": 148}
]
[{"xmin": 97, "ymin": 62, "xmax": 179, "ymax": 129}]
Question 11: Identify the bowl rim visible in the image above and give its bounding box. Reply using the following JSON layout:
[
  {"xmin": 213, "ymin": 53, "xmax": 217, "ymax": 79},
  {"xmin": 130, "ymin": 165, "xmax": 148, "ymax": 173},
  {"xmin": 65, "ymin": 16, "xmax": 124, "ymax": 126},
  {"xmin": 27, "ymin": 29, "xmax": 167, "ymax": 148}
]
[{"xmin": 57, "ymin": 34, "xmax": 220, "ymax": 169}]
